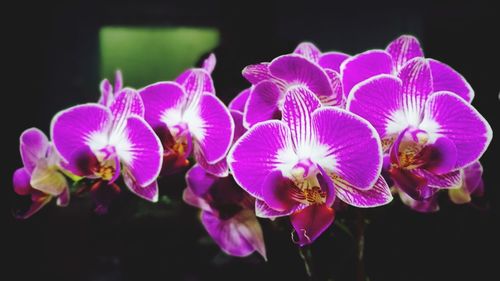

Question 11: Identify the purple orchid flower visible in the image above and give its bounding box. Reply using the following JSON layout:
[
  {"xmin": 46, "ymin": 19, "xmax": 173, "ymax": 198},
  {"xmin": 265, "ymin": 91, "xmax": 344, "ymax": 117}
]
[
  {"xmin": 183, "ymin": 164, "xmax": 266, "ymax": 259},
  {"xmin": 293, "ymin": 42, "xmax": 350, "ymax": 73},
  {"xmin": 347, "ymin": 58, "xmax": 492, "ymax": 201},
  {"xmin": 341, "ymin": 35, "xmax": 474, "ymax": 102},
  {"xmin": 13, "ymin": 128, "xmax": 70, "ymax": 218},
  {"xmin": 228, "ymin": 86, "xmax": 392, "ymax": 246},
  {"xmin": 139, "ymin": 54, "xmax": 234, "ymax": 177},
  {"xmin": 397, "ymin": 161, "xmax": 485, "ymax": 213},
  {"xmin": 99, "ymin": 70, "xmax": 123, "ymax": 107},
  {"xmin": 242, "ymin": 48, "xmax": 345, "ymax": 128},
  {"xmin": 51, "ymin": 88, "xmax": 163, "ymax": 203}
]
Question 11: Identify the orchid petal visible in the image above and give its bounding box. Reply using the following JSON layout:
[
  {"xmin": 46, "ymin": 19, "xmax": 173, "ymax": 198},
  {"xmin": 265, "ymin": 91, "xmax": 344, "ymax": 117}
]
[
  {"xmin": 429, "ymin": 59, "xmax": 474, "ymax": 102},
  {"xmin": 202, "ymin": 53, "xmax": 216, "ymax": 74},
  {"xmin": 335, "ymin": 176, "xmax": 392, "ymax": 207},
  {"xmin": 231, "ymin": 110, "xmax": 247, "ymax": 142},
  {"xmin": 190, "ymin": 93, "xmax": 234, "ymax": 164},
  {"xmin": 201, "ymin": 210, "xmax": 266, "ymax": 259},
  {"xmin": 255, "ymin": 199, "xmax": 301, "ymax": 219},
  {"xmin": 180, "ymin": 69, "xmax": 215, "ymax": 104},
  {"xmin": 123, "ymin": 171, "xmax": 159, "ymax": 202},
  {"xmin": 420, "ymin": 92, "xmax": 492, "ymax": 169},
  {"xmin": 15, "ymin": 194, "xmax": 52, "ymax": 219},
  {"xmin": 99, "ymin": 79, "xmax": 113, "ymax": 107},
  {"xmin": 389, "ymin": 167, "xmax": 438, "ymax": 200},
  {"xmin": 244, "ymin": 81, "xmax": 281, "ymax": 128},
  {"xmin": 323, "ymin": 69, "xmax": 344, "ymax": 107},
  {"xmin": 293, "ymin": 42, "xmax": 321, "ymax": 62},
  {"xmin": 194, "ymin": 147, "xmax": 229, "ymax": 177},
  {"xmin": 282, "ymin": 86, "xmax": 321, "ymax": 151},
  {"xmin": 51, "ymin": 104, "xmax": 112, "ymax": 163},
  {"xmin": 385, "ymin": 35, "xmax": 424, "ymax": 71},
  {"xmin": 463, "ymin": 161, "xmax": 483, "ymax": 195},
  {"xmin": 269, "ymin": 54, "xmax": 333, "ymax": 98},
  {"xmin": 118, "ymin": 116, "xmax": 163, "ymax": 187},
  {"xmin": 340, "ymin": 50, "xmax": 393, "ymax": 98},
  {"xmin": 319, "ymin": 52, "xmax": 350, "ymax": 72},
  {"xmin": 186, "ymin": 164, "xmax": 217, "ymax": 196},
  {"xmin": 399, "ymin": 190, "xmax": 439, "ymax": 213},
  {"xmin": 229, "ymin": 88, "xmax": 250, "ymax": 112},
  {"xmin": 109, "ymin": 88, "xmax": 145, "ymax": 128},
  {"xmin": 30, "ymin": 159, "xmax": 67, "ymax": 196},
  {"xmin": 420, "ymin": 136, "xmax": 457, "ymax": 175},
  {"xmin": 228, "ymin": 120, "xmax": 293, "ymax": 199},
  {"xmin": 13, "ymin": 167, "xmax": 32, "ymax": 196},
  {"xmin": 242, "ymin": 63, "xmax": 272, "ymax": 84},
  {"xmin": 261, "ymin": 170, "xmax": 301, "ymax": 212},
  {"xmin": 312, "ymin": 107, "xmax": 382, "ymax": 190},
  {"xmin": 398, "ymin": 57, "xmax": 432, "ymax": 120},
  {"xmin": 290, "ymin": 204, "xmax": 335, "ymax": 246},
  {"xmin": 114, "ymin": 70, "xmax": 123, "ymax": 93},
  {"xmin": 346, "ymin": 74, "xmax": 404, "ymax": 138},
  {"xmin": 20, "ymin": 128, "xmax": 50, "ymax": 174},
  {"xmin": 139, "ymin": 82, "xmax": 186, "ymax": 131},
  {"xmin": 183, "ymin": 186, "xmax": 212, "ymax": 212}
]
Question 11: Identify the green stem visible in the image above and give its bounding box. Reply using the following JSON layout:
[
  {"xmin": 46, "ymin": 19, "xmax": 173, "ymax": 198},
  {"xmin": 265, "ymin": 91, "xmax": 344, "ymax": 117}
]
[
  {"xmin": 355, "ymin": 209, "xmax": 366, "ymax": 281},
  {"xmin": 298, "ymin": 245, "xmax": 314, "ymax": 280}
]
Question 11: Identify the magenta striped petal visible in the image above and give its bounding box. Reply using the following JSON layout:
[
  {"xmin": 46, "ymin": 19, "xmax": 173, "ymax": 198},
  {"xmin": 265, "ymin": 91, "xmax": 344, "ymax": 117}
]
[
  {"xmin": 335, "ymin": 176, "xmax": 392, "ymax": 207},
  {"xmin": 201, "ymin": 210, "xmax": 266, "ymax": 259},
  {"xmin": 399, "ymin": 190, "xmax": 439, "ymax": 213},
  {"xmin": 176, "ymin": 69, "xmax": 215, "ymax": 97},
  {"xmin": 99, "ymin": 78, "xmax": 113, "ymax": 107},
  {"xmin": 110, "ymin": 88, "xmax": 145, "ymax": 125},
  {"xmin": 255, "ymin": 199, "xmax": 303, "ymax": 219},
  {"xmin": 413, "ymin": 169, "xmax": 462, "ymax": 189},
  {"xmin": 20, "ymin": 128, "xmax": 50, "ymax": 174},
  {"xmin": 386, "ymin": 35, "xmax": 424, "ymax": 71},
  {"xmin": 269, "ymin": 54, "xmax": 333, "ymax": 98},
  {"xmin": 323, "ymin": 69, "xmax": 344, "ymax": 107},
  {"xmin": 428, "ymin": 59, "xmax": 474, "ymax": 102},
  {"xmin": 193, "ymin": 146, "xmax": 229, "ymax": 177},
  {"xmin": 346, "ymin": 74, "xmax": 404, "ymax": 138},
  {"xmin": 312, "ymin": 107, "xmax": 382, "ymax": 190},
  {"xmin": 420, "ymin": 92, "xmax": 492, "ymax": 169},
  {"xmin": 319, "ymin": 52, "xmax": 350, "ymax": 72},
  {"xmin": 293, "ymin": 42, "xmax": 321, "ymax": 62},
  {"xmin": 341, "ymin": 50, "xmax": 393, "ymax": 98},
  {"xmin": 398, "ymin": 57, "xmax": 432, "ymax": 118},
  {"xmin": 202, "ymin": 53, "xmax": 216, "ymax": 74},
  {"xmin": 51, "ymin": 104, "xmax": 112, "ymax": 163},
  {"xmin": 139, "ymin": 82, "xmax": 186, "ymax": 130},
  {"xmin": 244, "ymin": 81, "xmax": 281, "ymax": 128},
  {"xmin": 229, "ymin": 88, "xmax": 250, "ymax": 112},
  {"xmin": 242, "ymin": 63, "xmax": 272, "ymax": 84},
  {"xmin": 124, "ymin": 171, "xmax": 159, "ymax": 202},
  {"xmin": 114, "ymin": 70, "xmax": 123, "ymax": 93},
  {"xmin": 119, "ymin": 116, "xmax": 163, "ymax": 187},
  {"xmin": 192, "ymin": 93, "xmax": 234, "ymax": 164},
  {"xmin": 282, "ymin": 86, "xmax": 321, "ymax": 150},
  {"xmin": 228, "ymin": 120, "xmax": 293, "ymax": 199}
]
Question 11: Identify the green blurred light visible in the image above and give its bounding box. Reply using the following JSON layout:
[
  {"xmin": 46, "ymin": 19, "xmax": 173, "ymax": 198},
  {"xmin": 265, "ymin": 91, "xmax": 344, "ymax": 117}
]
[{"xmin": 100, "ymin": 26, "xmax": 219, "ymax": 88}]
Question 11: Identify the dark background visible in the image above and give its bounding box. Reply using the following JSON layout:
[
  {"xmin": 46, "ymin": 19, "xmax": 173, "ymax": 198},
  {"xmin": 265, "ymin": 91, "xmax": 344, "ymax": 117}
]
[{"xmin": 3, "ymin": 1, "xmax": 499, "ymax": 280}]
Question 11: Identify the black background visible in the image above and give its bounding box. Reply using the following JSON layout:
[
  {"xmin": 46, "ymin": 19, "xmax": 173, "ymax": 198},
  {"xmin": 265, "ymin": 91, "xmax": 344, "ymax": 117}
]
[{"xmin": 2, "ymin": 1, "xmax": 499, "ymax": 281}]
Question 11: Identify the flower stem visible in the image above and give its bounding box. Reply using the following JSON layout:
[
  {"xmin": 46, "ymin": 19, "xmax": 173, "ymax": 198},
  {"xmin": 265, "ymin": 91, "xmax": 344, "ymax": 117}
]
[
  {"xmin": 298, "ymin": 245, "xmax": 314, "ymax": 280},
  {"xmin": 355, "ymin": 209, "xmax": 366, "ymax": 281}
]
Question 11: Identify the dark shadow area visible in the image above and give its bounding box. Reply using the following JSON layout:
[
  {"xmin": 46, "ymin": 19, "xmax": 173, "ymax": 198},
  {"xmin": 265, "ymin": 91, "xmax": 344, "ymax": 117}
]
[{"xmin": 3, "ymin": 1, "xmax": 499, "ymax": 280}]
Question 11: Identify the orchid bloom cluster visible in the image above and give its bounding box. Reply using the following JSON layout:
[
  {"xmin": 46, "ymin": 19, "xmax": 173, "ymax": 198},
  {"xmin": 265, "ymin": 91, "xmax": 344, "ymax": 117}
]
[{"xmin": 13, "ymin": 35, "xmax": 492, "ymax": 259}]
